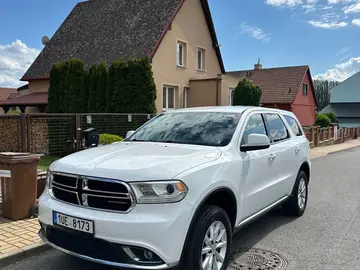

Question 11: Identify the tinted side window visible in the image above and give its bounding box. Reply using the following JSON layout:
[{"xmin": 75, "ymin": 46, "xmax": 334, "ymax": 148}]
[
  {"xmin": 284, "ymin": 115, "xmax": 302, "ymax": 136},
  {"xmin": 241, "ymin": 114, "xmax": 267, "ymax": 145},
  {"xmin": 265, "ymin": 114, "xmax": 290, "ymax": 143}
]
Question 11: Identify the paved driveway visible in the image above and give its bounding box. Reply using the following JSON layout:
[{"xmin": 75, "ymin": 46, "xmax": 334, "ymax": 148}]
[{"xmin": 4, "ymin": 147, "xmax": 360, "ymax": 270}]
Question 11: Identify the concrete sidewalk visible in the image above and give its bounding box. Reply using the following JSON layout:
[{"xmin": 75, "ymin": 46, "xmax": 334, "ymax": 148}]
[
  {"xmin": 1, "ymin": 138, "xmax": 360, "ymax": 266},
  {"xmin": 310, "ymin": 138, "xmax": 360, "ymax": 159}
]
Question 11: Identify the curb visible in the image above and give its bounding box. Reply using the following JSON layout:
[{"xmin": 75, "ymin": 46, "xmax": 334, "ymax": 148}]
[
  {"xmin": 310, "ymin": 144, "xmax": 360, "ymax": 160},
  {"xmin": 0, "ymin": 241, "xmax": 51, "ymax": 268}
]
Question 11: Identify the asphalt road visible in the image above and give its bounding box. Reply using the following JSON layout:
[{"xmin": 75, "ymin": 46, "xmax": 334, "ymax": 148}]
[{"xmin": 4, "ymin": 147, "xmax": 360, "ymax": 270}]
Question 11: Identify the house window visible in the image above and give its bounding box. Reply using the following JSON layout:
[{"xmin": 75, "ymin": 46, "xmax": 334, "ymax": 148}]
[
  {"xmin": 197, "ymin": 47, "xmax": 205, "ymax": 71},
  {"xmin": 183, "ymin": 87, "xmax": 189, "ymax": 108},
  {"xmin": 177, "ymin": 41, "xmax": 187, "ymax": 67},
  {"xmin": 228, "ymin": 87, "xmax": 235, "ymax": 105},
  {"xmin": 302, "ymin": 83, "xmax": 308, "ymax": 96},
  {"xmin": 163, "ymin": 86, "xmax": 177, "ymax": 110}
]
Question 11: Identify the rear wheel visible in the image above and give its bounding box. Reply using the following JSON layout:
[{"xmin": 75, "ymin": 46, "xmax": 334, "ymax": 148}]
[
  {"xmin": 283, "ymin": 170, "xmax": 308, "ymax": 216},
  {"xmin": 181, "ymin": 205, "xmax": 232, "ymax": 270}
]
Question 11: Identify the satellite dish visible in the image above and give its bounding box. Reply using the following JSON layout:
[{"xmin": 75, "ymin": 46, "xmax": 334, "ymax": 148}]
[{"xmin": 41, "ymin": 36, "xmax": 50, "ymax": 45}]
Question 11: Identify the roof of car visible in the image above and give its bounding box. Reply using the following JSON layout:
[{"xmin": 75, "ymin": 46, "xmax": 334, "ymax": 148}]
[{"xmin": 167, "ymin": 106, "xmax": 296, "ymax": 116}]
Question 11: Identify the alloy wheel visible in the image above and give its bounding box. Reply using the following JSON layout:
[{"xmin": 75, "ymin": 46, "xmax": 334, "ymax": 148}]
[
  {"xmin": 297, "ymin": 178, "xmax": 307, "ymax": 210},
  {"xmin": 201, "ymin": 221, "xmax": 228, "ymax": 270}
]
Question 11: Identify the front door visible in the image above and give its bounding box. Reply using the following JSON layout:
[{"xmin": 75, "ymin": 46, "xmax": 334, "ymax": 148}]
[{"xmin": 238, "ymin": 113, "xmax": 279, "ymax": 220}]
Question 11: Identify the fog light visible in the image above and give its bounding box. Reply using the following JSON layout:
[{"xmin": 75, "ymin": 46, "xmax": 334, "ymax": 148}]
[{"xmin": 144, "ymin": 250, "xmax": 153, "ymax": 260}]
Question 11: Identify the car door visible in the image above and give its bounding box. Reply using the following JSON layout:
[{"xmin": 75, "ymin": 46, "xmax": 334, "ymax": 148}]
[
  {"xmin": 239, "ymin": 112, "xmax": 280, "ymax": 220},
  {"xmin": 263, "ymin": 113, "xmax": 297, "ymax": 199},
  {"xmin": 282, "ymin": 114, "xmax": 309, "ymax": 191}
]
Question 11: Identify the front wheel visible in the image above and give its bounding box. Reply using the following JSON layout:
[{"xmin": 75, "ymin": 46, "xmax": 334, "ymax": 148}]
[
  {"xmin": 181, "ymin": 205, "xmax": 232, "ymax": 270},
  {"xmin": 283, "ymin": 170, "xmax": 309, "ymax": 216}
]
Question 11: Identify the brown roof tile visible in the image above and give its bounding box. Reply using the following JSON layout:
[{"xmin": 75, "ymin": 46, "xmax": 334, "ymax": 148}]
[
  {"xmin": 0, "ymin": 88, "xmax": 18, "ymax": 101},
  {"xmin": 227, "ymin": 65, "xmax": 309, "ymax": 104},
  {"xmin": 22, "ymin": 0, "xmax": 225, "ymax": 80},
  {"xmin": 0, "ymin": 92, "xmax": 48, "ymax": 106}
]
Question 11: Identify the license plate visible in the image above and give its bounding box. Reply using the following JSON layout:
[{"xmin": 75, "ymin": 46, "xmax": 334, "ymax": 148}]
[{"xmin": 53, "ymin": 211, "xmax": 94, "ymax": 235}]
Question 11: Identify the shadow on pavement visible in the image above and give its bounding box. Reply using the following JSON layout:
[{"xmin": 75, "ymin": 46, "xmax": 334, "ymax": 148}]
[
  {"xmin": 58, "ymin": 206, "xmax": 297, "ymax": 270},
  {"xmin": 231, "ymin": 206, "xmax": 297, "ymax": 260}
]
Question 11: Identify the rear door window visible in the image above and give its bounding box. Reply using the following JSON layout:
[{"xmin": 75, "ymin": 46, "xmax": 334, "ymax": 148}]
[
  {"xmin": 264, "ymin": 113, "xmax": 290, "ymax": 143},
  {"xmin": 284, "ymin": 115, "xmax": 303, "ymax": 136}
]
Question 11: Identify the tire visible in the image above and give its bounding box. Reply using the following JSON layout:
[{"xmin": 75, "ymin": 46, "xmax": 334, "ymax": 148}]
[
  {"xmin": 180, "ymin": 205, "xmax": 232, "ymax": 270},
  {"xmin": 282, "ymin": 170, "xmax": 309, "ymax": 217}
]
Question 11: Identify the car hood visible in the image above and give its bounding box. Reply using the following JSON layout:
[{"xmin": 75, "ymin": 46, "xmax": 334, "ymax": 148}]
[{"xmin": 50, "ymin": 142, "xmax": 222, "ymax": 182}]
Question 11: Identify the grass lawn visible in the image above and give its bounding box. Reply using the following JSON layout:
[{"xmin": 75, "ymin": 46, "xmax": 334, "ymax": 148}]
[{"xmin": 38, "ymin": 156, "xmax": 60, "ymax": 171}]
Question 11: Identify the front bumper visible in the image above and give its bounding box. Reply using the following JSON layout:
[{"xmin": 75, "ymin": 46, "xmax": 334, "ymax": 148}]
[{"xmin": 38, "ymin": 189, "xmax": 193, "ymax": 269}]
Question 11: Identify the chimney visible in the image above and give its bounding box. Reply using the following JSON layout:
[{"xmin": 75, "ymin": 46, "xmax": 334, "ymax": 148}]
[{"xmin": 254, "ymin": 58, "xmax": 262, "ymax": 70}]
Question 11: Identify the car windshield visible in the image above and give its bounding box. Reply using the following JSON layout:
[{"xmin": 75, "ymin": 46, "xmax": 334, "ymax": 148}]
[{"xmin": 125, "ymin": 111, "xmax": 243, "ymax": 147}]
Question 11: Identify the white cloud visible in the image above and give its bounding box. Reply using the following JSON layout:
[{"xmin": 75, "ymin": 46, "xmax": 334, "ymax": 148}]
[
  {"xmin": 265, "ymin": 0, "xmax": 303, "ymax": 7},
  {"xmin": 352, "ymin": 18, "xmax": 360, "ymax": 25},
  {"xmin": 308, "ymin": 20, "xmax": 347, "ymax": 28},
  {"xmin": 0, "ymin": 40, "xmax": 40, "ymax": 88},
  {"xmin": 265, "ymin": 0, "xmax": 318, "ymax": 9},
  {"xmin": 328, "ymin": 0, "xmax": 357, "ymax": 4},
  {"xmin": 314, "ymin": 56, "xmax": 360, "ymax": 81},
  {"xmin": 344, "ymin": 2, "xmax": 360, "ymax": 13},
  {"xmin": 239, "ymin": 23, "xmax": 271, "ymax": 42},
  {"xmin": 336, "ymin": 46, "xmax": 351, "ymax": 56}
]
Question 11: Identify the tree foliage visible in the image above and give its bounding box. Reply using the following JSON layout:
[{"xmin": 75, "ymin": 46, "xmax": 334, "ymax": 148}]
[
  {"xmin": 315, "ymin": 114, "xmax": 331, "ymax": 127},
  {"xmin": 96, "ymin": 61, "xmax": 108, "ymax": 112},
  {"xmin": 233, "ymin": 78, "xmax": 262, "ymax": 106},
  {"xmin": 48, "ymin": 57, "xmax": 157, "ymax": 114},
  {"xmin": 88, "ymin": 64, "xmax": 99, "ymax": 113},
  {"xmin": 47, "ymin": 64, "xmax": 62, "ymax": 113},
  {"xmin": 325, "ymin": 112, "xmax": 337, "ymax": 123},
  {"xmin": 314, "ymin": 80, "xmax": 340, "ymax": 112}
]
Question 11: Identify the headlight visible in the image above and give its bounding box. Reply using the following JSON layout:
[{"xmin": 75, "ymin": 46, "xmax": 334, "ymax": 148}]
[
  {"xmin": 46, "ymin": 169, "xmax": 52, "ymax": 187},
  {"xmin": 130, "ymin": 180, "xmax": 188, "ymax": 204}
]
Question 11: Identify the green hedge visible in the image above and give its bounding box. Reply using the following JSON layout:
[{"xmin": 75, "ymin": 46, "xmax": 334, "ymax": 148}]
[
  {"xmin": 325, "ymin": 112, "xmax": 337, "ymax": 123},
  {"xmin": 233, "ymin": 78, "xmax": 262, "ymax": 106},
  {"xmin": 99, "ymin": 134, "xmax": 124, "ymax": 145},
  {"xmin": 315, "ymin": 114, "xmax": 331, "ymax": 127}
]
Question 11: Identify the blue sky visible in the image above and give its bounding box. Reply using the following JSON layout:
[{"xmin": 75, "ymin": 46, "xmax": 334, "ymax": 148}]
[{"xmin": 1, "ymin": 0, "xmax": 360, "ymax": 88}]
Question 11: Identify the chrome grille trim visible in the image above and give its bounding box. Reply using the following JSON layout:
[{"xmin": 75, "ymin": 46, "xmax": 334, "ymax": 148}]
[{"xmin": 49, "ymin": 172, "xmax": 136, "ymax": 214}]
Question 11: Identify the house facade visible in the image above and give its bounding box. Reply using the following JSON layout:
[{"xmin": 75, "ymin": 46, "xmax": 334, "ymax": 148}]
[
  {"xmin": 1, "ymin": 0, "xmax": 238, "ymax": 114},
  {"xmin": 321, "ymin": 71, "xmax": 360, "ymax": 127},
  {"xmin": 227, "ymin": 64, "xmax": 317, "ymax": 126},
  {"xmin": 0, "ymin": 88, "xmax": 18, "ymax": 114}
]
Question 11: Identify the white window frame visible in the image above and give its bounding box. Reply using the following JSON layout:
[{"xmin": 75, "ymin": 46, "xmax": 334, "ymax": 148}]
[
  {"xmin": 183, "ymin": 87, "xmax": 189, "ymax": 108},
  {"xmin": 197, "ymin": 46, "xmax": 206, "ymax": 71},
  {"xmin": 228, "ymin": 87, "xmax": 235, "ymax": 105},
  {"xmin": 177, "ymin": 40, "xmax": 187, "ymax": 67},
  {"xmin": 163, "ymin": 85, "xmax": 176, "ymax": 111}
]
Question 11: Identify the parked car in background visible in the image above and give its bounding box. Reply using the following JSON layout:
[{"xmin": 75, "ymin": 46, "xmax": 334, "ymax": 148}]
[{"xmin": 38, "ymin": 106, "xmax": 311, "ymax": 270}]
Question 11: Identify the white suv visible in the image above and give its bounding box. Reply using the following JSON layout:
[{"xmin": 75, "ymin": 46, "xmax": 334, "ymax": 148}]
[{"xmin": 38, "ymin": 106, "xmax": 310, "ymax": 270}]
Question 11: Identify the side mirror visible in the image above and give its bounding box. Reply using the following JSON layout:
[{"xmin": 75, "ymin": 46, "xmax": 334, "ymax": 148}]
[
  {"xmin": 240, "ymin": 134, "xmax": 270, "ymax": 152},
  {"xmin": 126, "ymin": 130, "xmax": 135, "ymax": 139}
]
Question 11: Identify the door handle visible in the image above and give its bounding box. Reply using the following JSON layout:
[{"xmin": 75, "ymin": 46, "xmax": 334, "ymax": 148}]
[
  {"xmin": 295, "ymin": 146, "xmax": 300, "ymax": 153},
  {"xmin": 269, "ymin": 153, "xmax": 276, "ymax": 161}
]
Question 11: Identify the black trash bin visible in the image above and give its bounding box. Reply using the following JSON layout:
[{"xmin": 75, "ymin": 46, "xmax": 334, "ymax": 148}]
[{"xmin": 83, "ymin": 128, "xmax": 99, "ymax": 148}]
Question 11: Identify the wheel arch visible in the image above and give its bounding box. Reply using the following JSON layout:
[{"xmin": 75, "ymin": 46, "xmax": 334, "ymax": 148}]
[
  {"xmin": 300, "ymin": 161, "xmax": 310, "ymax": 183},
  {"xmin": 179, "ymin": 187, "xmax": 237, "ymax": 263}
]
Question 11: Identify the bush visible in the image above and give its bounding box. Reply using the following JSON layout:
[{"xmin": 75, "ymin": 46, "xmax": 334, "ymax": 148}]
[
  {"xmin": 99, "ymin": 134, "xmax": 124, "ymax": 145},
  {"xmin": 233, "ymin": 78, "xmax": 262, "ymax": 106},
  {"xmin": 325, "ymin": 112, "xmax": 337, "ymax": 123},
  {"xmin": 315, "ymin": 114, "xmax": 331, "ymax": 127}
]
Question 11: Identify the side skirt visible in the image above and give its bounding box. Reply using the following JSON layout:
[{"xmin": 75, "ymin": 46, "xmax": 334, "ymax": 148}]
[{"xmin": 234, "ymin": 196, "xmax": 289, "ymax": 234}]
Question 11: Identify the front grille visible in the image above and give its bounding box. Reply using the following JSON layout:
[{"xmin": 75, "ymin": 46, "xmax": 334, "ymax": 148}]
[{"xmin": 50, "ymin": 173, "xmax": 134, "ymax": 213}]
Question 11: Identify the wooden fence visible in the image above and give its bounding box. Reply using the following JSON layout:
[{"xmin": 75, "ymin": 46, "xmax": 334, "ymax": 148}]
[{"xmin": 303, "ymin": 124, "xmax": 360, "ymax": 148}]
